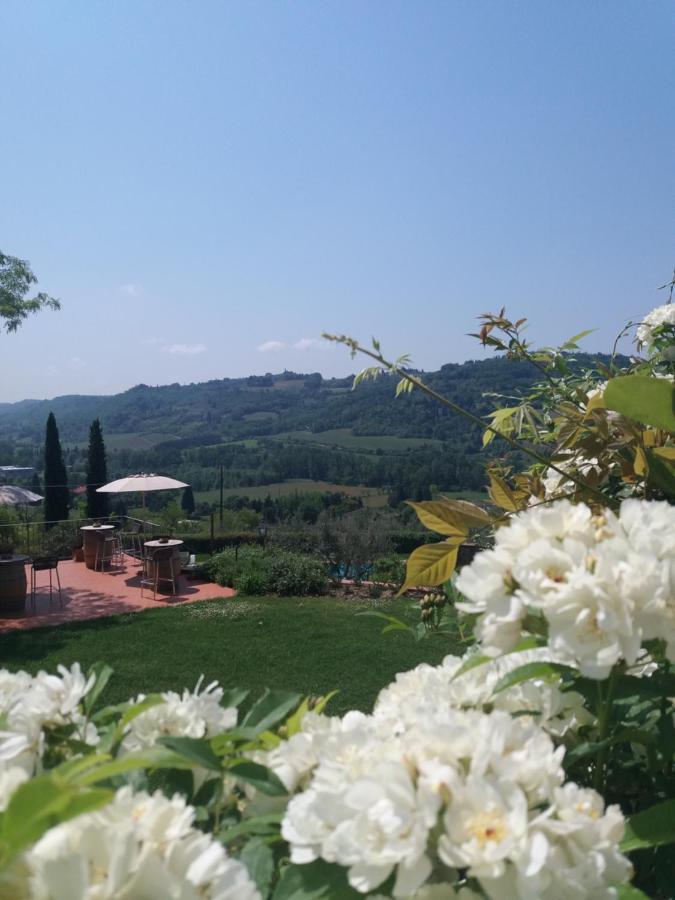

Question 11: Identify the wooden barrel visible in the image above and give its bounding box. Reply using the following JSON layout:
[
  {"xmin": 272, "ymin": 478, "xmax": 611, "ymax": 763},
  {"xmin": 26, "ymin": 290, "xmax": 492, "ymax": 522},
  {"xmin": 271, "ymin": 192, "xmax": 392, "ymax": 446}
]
[
  {"xmin": 0, "ymin": 557, "xmax": 28, "ymax": 615},
  {"xmin": 82, "ymin": 531, "xmax": 98, "ymax": 570}
]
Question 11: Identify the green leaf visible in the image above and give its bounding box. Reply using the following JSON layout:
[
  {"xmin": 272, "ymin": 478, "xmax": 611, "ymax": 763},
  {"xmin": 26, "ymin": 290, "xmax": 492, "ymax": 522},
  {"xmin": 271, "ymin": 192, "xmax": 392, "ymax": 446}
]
[
  {"xmin": 0, "ymin": 774, "xmax": 112, "ymax": 866},
  {"xmin": 604, "ymin": 375, "xmax": 675, "ymax": 432},
  {"xmin": 449, "ymin": 653, "xmax": 492, "ymax": 682},
  {"xmin": 615, "ymin": 886, "xmax": 651, "ymax": 900},
  {"xmin": 492, "ymin": 662, "xmax": 577, "ymax": 694},
  {"xmin": 156, "ymin": 736, "xmax": 223, "ymax": 772},
  {"xmin": 398, "ymin": 540, "xmax": 461, "ymax": 595},
  {"xmin": 83, "ymin": 662, "xmax": 114, "ymax": 716},
  {"xmin": 285, "ymin": 691, "xmax": 338, "ymax": 738},
  {"xmin": 562, "ymin": 328, "xmax": 595, "ymax": 349},
  {"xmin": 71, "ymin": 748, "xmax": 197, "ymax": 786},
  {"xmin": 242, "ymin": 838, "xmax": 276, "ymax": 896},
  {"xmin": 219, "ymin": 813, "xmax": 283, "ymax": 843},
  {"xmin": 228, "ymin": 761, "xmax": 288, "ymax": 796},
  {"xmin": 220, "ymin": 687, "xmax": 250, "ymax": 709},
  {"xmin": 356, "ymin": 611, "xmax": 414, "ymax": 636},
  {"xmin": 621, "ymin": 799, "xmax": 675, "ymax": 852},
  {"xmin": 273, "ymin": 860, "xmax": 362, "ymax": 899},
  {"xmin": 240, "ymin": 690, "xmax": 302, "ymax": 737}
]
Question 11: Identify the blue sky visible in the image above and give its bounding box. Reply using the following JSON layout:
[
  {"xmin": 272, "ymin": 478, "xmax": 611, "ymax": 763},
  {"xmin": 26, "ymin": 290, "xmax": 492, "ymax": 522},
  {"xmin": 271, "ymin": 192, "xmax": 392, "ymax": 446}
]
[{"xmin": 1, "ymin": 0, "xmax": 673, "ymax": 402}]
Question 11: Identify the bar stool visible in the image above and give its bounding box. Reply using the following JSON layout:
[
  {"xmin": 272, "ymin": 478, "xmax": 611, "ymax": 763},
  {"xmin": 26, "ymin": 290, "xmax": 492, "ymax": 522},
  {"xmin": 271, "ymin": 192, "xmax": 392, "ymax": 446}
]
[
  {"xmin": 93, "ymin": 531, "xmax": 117, "ymax": 571},
  {"xmin": 30, "ymin": 557, "xmax": 62, "ymax": 612},
  {"xmin": 141, "ymin": 546, "xmax": 178, "ymax": 600}
]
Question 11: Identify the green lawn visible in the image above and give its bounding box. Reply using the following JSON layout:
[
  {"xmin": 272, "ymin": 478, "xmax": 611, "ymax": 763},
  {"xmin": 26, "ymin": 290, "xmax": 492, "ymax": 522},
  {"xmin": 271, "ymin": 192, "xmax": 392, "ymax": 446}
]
[{"xmin": 0, "ymin": 596, "xmax": 458, "ymax": 716}]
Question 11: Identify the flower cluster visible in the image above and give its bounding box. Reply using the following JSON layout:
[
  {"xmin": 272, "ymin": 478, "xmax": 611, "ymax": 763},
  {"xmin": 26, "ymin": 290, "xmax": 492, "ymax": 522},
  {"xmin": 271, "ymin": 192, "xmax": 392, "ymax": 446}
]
[
  {"xmin": 0, "ymin": 787, "xmax": 260, "ymax": 900},
  {"xmin": 635, "ymin": 301, "xmax": 675, "ymax": 357},
  {"xmin": 280, "ymin": 701, "xmax": 630, "ymax": 898},
  {"xmin": 455, "ymin": 498, "xmax": 675, "ymax": 678},
  {"xmin": 373, "ymin": 649, "xmax": 593, "ymax": 739},
  {"xmin": 121, "ymin": 676, "xmax": 238, "ymax": 753},
  {"xmin": 0, "ymin": 664, "xmax": 98, "ymax": 808}
]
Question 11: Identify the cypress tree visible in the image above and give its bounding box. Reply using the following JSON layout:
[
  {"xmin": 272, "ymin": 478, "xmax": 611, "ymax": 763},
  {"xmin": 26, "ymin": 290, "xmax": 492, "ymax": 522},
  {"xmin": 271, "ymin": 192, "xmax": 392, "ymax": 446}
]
[
  {"xmin": 181, "ymin": 485, "xmax": 196, "ymax": 516},
  {"xmin": 30, "ymin": 472, "xmax": 42, "ymax": 495},
  {"xmin": 85, "ymin": 419, "xmax": 109, "ymax": 519},
  {"xmin": 43, "ymin": 412, "xmax": 69, "ymax": 526}
]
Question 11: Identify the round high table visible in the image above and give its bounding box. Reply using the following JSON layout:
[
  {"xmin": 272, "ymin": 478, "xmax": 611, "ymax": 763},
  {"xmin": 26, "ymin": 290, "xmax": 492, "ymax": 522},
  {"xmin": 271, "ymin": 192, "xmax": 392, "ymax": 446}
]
[
  {"xmin": 144, "ymin": 539, "xmax": 183, "ymax": 586},
  {"xmin": 80, "ymin": 525, "xmax": 116, "ymax": 570},
  {"xmin": 0, "ymin": 555, "xmax": 29, "ymax": 615}
]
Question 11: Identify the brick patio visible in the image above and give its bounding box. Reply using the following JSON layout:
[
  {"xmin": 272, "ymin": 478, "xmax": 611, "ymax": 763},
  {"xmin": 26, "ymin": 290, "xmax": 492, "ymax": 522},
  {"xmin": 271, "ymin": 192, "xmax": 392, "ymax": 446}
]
[{"xmin": 0, "ymin": 557, "xmax": 234, "ymax": 632}]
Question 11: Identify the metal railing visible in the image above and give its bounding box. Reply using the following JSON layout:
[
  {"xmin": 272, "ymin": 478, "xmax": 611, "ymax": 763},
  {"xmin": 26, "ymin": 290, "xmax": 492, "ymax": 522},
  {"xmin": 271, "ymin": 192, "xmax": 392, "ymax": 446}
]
[{"xmin": 0, "ymin": 515, "xmax": 163, "ymax": 560}]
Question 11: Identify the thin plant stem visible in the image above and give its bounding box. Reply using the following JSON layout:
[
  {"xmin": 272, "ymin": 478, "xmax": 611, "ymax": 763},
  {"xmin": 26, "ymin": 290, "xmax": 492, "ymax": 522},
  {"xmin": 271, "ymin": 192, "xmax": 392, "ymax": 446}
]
[
  {"xmin": 593, "ymin": 669, "xmax": 617, "ymax": 793},
  {"xmin": 328, "ymin": 337, "xmax": 611, "ymax": 506}
]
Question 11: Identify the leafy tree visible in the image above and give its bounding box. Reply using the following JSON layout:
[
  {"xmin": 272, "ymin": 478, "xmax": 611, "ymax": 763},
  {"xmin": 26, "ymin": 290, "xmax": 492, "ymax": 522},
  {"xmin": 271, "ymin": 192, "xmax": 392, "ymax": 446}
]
[
  {"xmin": 30, "ymin": 472, "xmax": 42, "ymax": 495},
  {"xmin": 43, "ymin": 413, "xmax": 69, "ymax": 526},
  {"xmin": 85, "ymin": 419, "xmax": 109, "ymax": 519},
  {"xmin": 180, "ymin": 485, "xmax": 196, "ymax": 516},
  {"xmin": 0, "ymin": 251, "xmax": 60, "ymax": 332}
]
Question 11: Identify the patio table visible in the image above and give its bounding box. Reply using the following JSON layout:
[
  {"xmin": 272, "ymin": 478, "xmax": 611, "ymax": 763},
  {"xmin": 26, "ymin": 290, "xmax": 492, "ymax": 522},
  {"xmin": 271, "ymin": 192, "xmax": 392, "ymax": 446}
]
[
  {"xmin": 144, "ymin": 539, "xmax": 184, "ymax": 582},
  {"xmin": 80, "ymin": 525, "xmax": 116, "ymax": 569}
]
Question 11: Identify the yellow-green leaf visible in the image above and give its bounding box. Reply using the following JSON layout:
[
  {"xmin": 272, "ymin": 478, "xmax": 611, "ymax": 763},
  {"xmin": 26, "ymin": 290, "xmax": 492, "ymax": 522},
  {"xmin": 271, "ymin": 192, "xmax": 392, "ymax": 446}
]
[
  {"xmin": 604, "ymin": 376, "xmax": 675, "ymax": 433},
  {"xmin": 398, "ymin": 540, "xmax": 461, "ymax": 595},
  {"xmin": 438, "ymin": 498, "xmax": 492, "ymax": 529},
  {"xmin": 405, "ymin": 501, "xmax": 471, "ymax": 537},
  {"xmin": 483, "ymin": 406, "xmax": 519, "ymax": 447},
  {"xmin": 634, "ymin": 446, "xmax": 648, "ymax": 477},
  {"xmin": 652, "ymin": 446, "xmax": 675, "ymax": 460},
  {"xmin": 488, "ymin": 473, "xmax": 521, "ymax": 512}
]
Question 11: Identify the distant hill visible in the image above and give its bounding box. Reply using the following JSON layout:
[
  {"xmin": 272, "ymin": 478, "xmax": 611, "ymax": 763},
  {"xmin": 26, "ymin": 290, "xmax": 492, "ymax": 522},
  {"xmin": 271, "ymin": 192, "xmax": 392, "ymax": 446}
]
[{"xmin": 0, "ymin": 353, "xmax": 620, "ymax": 448}]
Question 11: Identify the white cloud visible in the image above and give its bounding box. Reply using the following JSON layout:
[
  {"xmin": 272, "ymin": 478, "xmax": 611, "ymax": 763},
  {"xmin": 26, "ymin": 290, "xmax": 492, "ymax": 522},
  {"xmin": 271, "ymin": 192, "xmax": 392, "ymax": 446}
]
[
  {"xmin": 141, "ymin": 336, "xmax": 165, "ymax": 346},
  {"xmin": 69, "ymin": 357, "xmax": 86, "ymax": 369},
  {"xmin": 293, "ymin": 338, "xmax": 320, "ymax": 350},
  {"xmin": 161, "ymin": 343, "xmax": 207, "ymax": 355},
  {"xmin": 257, "ymin": 340, "xmax": 286, "ymax": 353},
  {"xmin": 120, "ymin": 283, "xmax": 141, "ymax": 296}
]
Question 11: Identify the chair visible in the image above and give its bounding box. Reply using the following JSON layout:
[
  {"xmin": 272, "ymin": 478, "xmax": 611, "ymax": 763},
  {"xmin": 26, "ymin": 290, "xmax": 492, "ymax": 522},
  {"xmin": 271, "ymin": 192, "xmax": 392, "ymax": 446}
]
[
  {"xmin": 30, "ymin": 557, "xmax": 62, "ymax": 611},
  {"xmin": 179, "ymin": 552, "xmax": 199, "ymax": 579},
  {"xmin": 140, "ymin": 546, "xmax": 178, "ymax": 600},
  {"xmin": 93, "ymin": 530, "xmax": 117, "ymax": 571}
]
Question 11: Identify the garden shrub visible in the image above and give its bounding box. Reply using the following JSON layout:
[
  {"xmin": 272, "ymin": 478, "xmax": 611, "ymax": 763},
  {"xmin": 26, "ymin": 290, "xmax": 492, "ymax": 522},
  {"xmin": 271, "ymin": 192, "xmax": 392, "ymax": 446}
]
[
  {"xmin": 205, "ymin": 546, "xmax": 326, "ymax": 596},
  {"xmin": 370, "ymin": 553, "xmax": 406, "ymax": 584}
]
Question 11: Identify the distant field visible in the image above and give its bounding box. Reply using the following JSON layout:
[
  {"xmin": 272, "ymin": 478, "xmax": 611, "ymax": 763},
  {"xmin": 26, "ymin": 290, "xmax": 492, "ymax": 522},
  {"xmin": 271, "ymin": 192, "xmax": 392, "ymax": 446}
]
[
  {"xmin": 195, "ymin": 479, "xmax": 388, "ymax": 507},
  {"xmin": 71, "ymin": 432, "xmax": 180, "ymax": 450},
  {"xmin": 242, "ymin": 411, "xmax": 279, "ymax": 422},
  {"xmin": 270, "ymin": 428, "xmax": 443, "ymax": 453}
]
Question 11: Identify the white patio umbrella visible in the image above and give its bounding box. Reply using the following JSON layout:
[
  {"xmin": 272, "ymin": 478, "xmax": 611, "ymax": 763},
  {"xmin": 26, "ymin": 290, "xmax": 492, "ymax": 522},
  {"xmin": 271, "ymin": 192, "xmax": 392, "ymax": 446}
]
[
  {"xmin": 96, "ymin": 473, "xmax": 188, "ymax": 509},
  {"xmin": 0, "ymin": 485, "xmax": 44, "ymax": 505},
  {"xmin": 0, "ymin": 486, "xmax": 43, "ymax": 554}
]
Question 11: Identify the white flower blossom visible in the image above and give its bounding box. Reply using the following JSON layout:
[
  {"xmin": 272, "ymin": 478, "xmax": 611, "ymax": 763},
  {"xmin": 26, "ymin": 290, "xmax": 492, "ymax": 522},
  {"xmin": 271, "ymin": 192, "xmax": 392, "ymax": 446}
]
[
  {"xmin": 636, "ymin": 302, "xmax": 675, "ymax": 357},
  {"xmin": 280, "ymin": 702, "xmax": 630, "ymax": 898},
  {"xmin": 455, "ymin": 499, "xmax": 675, "ymax": 678},
  {"xmin": 0, "ymin": 664, "xmax": 98, "ymax": 780},
  {"xmin": 4, "ymin": 786, "xmax": 260, "ymax": 899},
  {"xmin": 121, "ymin": 676, "xmax": 237, "ymax": 753}
]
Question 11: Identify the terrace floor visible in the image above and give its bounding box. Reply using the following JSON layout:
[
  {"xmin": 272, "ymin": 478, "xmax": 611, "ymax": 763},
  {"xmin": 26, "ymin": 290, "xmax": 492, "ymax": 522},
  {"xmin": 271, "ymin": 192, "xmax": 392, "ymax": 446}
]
[{"xmin": 0, "ymin": 557, "xmax": 234, "ymax": 632}]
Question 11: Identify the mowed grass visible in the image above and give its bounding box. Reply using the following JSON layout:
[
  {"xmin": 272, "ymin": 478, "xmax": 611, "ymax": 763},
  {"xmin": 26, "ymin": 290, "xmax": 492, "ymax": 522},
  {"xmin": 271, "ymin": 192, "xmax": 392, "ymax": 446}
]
[
  {"xmin": 0, "ymin": 596, "xmax": 457, "ymax": 715},
  {"xmin": 195, "ymin": 480, "xmax": 388, "ymax": 508},
  {"xmin": 270, "ymin": 428, "xmax": 443, "ymax": 453}
]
